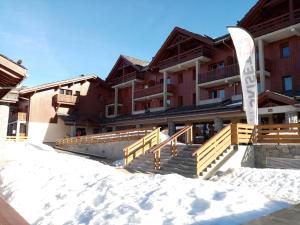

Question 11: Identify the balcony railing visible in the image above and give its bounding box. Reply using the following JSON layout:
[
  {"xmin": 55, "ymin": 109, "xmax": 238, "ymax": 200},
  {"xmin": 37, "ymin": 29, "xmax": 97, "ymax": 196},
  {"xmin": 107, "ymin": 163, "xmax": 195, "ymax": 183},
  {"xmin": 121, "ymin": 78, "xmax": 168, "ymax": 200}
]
[
  {"xmin": 54, "ymin": 94, "xmax": 78, "ymax": 105},
  {"xmin": 110, "ymin": 71, "xmax": 144, "ymax": 86},
  {"xmin": 247, "ymin": 8, "xmax": 300, "ymax": 37},
  {"xmin": 134, "ymin": 84, "xmax": 174, "ymax": 99},
  {"xmin": 158, "ymin": 46, "xmax": 214, "ymax": 70},
  {"xmin": 9, "ymin": 112, "xmax": 27, "ymax": 122},
  {"xmin": 199, "ymin": 58, "xmax": 271, "ymax": 84}
]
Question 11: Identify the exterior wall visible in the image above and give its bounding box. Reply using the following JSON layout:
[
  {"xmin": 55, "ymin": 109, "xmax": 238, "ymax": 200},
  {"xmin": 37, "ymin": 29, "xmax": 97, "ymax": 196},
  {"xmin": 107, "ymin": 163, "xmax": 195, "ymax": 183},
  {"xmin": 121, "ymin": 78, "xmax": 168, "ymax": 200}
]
[
  {"xmin": 265, "ymin": 36, "xmax": 300, "ymax": 94},
  {"xmin": 28, "ymin": 117, "xmax": 71, "ymax": 143},
  {"xmin": 21, "ymin": 79, "xmax": 110, "ymax": 142},
  {"xmin": 0, "ymin": 103, "xmax": 9, "ymax": 139}
]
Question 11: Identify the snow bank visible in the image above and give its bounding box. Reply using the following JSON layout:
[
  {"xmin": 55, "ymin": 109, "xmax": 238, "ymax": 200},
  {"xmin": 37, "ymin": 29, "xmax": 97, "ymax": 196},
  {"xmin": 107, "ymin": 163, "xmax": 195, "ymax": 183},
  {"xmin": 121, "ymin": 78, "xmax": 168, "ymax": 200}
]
[
  {"xmin": 0, "ymin": 142, "xmax": 293, "ymax": 225},
  {"xmin": 212, "ymin": 167, "xmax": 300, "ymax": 204}
]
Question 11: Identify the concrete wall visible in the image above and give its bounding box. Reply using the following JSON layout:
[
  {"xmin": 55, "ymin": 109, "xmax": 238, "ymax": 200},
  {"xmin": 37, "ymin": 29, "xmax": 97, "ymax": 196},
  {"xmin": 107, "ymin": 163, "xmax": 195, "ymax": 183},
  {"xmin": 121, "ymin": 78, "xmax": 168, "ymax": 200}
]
[
  {"xmin": 0, "ymin": 103, "xmax": 9, "ymax": 139},
  {"xmin": 63, "ymin": 140, "xmax": 135, "ymax": 160}
]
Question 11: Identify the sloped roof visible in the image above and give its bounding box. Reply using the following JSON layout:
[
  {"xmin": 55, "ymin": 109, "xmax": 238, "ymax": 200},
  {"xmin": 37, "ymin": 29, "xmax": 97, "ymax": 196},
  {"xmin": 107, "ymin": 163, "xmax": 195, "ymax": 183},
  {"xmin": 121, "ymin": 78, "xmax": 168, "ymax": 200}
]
[
  {"xmin": 238, "ymin": 0, "xmax": 268, "ymax": 27},
  {"xmin": 19, "ymin": 75, "xmax": 99, "ymax": 95},
  {"xmin": 122, "ymin": 55, "xmax": 149, "ymax": 67},
  {"xmin": 106, "ymin": 55, "xmax": 148, "ymax": 81},
  {"xmin": 149, "ymin": 26, "xmax": 214, "ymax": 67},
  {"xmin": 258, "ymin": 90, "xmax": 296, "ymax": 106}
]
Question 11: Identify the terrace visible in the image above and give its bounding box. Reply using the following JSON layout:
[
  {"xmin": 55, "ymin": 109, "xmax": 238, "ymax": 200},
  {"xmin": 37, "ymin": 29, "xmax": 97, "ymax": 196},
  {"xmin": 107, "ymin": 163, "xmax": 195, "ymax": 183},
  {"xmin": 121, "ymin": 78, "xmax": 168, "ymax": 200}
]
[
  {"xmin": 134, "ymin": 84, "xmax": 174, "ymax": 100},
  {"xmin": 198, "ymin": 58, "xmax": 271, "ymax": 84},
  {"xmin": 53, "ymin": 94, "xmax": 79, "ymax": 106},
  {"xmin": 247, "ymin": 8, "xmax": 300, "ymax": 37},
  {"xmin": 110, "ymin": 71, "xmax": 144, "ymax": 87},
  {"xmin": 158, "ymin": 46, "xmax": 213, "ymax": 70}
]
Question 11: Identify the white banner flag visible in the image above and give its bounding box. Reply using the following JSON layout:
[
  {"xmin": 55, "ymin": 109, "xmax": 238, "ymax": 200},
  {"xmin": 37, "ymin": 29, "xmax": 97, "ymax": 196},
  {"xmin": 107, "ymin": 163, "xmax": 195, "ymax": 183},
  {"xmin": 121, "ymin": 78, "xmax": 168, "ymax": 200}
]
[{"xmin": 227, "ymin": 27, "xmax": 258, "ymax": 125}]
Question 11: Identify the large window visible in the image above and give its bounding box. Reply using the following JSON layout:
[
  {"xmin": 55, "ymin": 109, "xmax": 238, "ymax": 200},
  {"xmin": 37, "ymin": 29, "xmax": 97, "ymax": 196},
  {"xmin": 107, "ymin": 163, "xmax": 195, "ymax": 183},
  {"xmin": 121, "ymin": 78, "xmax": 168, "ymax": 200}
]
[
  {"xmin": 283, "ymin": 76, "xmax": 292, "ymax": 91},
  {"xmin": 280, "ymin": 43, "xmax": 290, "ymax": 58},
  {"xmin": 211, "ymin": 89, "xmax": 225, "ymax": 99}
]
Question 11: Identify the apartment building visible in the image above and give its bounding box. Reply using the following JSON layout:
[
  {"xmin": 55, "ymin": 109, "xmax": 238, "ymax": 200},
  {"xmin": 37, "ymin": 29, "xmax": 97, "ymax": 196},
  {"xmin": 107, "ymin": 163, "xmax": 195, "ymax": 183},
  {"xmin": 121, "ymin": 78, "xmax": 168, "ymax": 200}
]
[
  {"xmin": 8, "ymin": 75, "xmax": 111, "ymax": 143},
  {"xmin": 8, "ymin": 0, "xmax": 300, "ymax": 143},
  {"xmin": 101, "ymin": 0, "xmax": 300, "ymax": 140}
]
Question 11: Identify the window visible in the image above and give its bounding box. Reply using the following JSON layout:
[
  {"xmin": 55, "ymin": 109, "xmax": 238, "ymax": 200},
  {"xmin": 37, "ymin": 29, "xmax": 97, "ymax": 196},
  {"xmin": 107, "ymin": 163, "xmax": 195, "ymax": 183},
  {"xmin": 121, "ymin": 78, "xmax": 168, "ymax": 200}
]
[
  {"xmin": 283, "ymin": 76, "xmax": 292, "ymax": 91},
  {"xmin": 59, "ymin": 89, "xmax": 65, "ymax": 94},
  {"xmin": 257, "ymin": 82, "xmax": 261, "ymax": 93},
  {"xmin": 74, "ymin": 91, "xmax": 80, "ymax": 96},
  {"xmin": 211, "ymin": 89, "xmax": 225, "ymax": 99},
  {"xmin": 178, "ymin": 73, "xmax": 183, "ymax": 84},
  {"xmin": 66, "ymin": 90, "xmax": 72, "ymax": 95},
  {"xmin": 166, "ymin": 77, "xmax": 171, "ymax": 85},
  {"xmin": 209, "ymin": 61, "xmax": 225, "ymax": 71},
  {"xmin": 160, "ymin": 78, "xmax": 163, "ymax": 84},
  {"xmin": 281, "ymin": 43, "xmax": 290, "ymax": 58},
  {"xmin": 60, "ymin": 89, "xmax": 72, "ymax": 95},
  {"xmin": 167, "ymin": 99, "xmax": 171, "ymax": 107},
  {"xmin": 219, "ymin": 89, "xmax": 225, "ymax": 98},
  {"xmin": 211, "ymin": 90, "xmax": 218, "ymax": 99},
  {"xmin": 178, "ymin": 96, "xmax": 183, "ymax": 107}
]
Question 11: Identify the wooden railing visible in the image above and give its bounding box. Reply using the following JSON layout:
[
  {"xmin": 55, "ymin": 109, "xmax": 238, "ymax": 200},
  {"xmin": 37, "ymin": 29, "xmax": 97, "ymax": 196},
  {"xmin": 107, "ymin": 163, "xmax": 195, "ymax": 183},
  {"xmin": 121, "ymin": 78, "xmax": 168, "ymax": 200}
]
[
  {"xmin": 124, "ymin": 128, "xmax": 160, "ymax": 165},
  {"xmin": 55, "ymin": 128, "xmax": 152, "ymax": 147},
  {"xmin": 6, "ymin": 136, "xmax": 28, "ymax": 142},
  {"xmin": 193, "ymin": 123, "xmax": 300, "ymax": 176},
  {"xmin": 193, "ymin": 124, "xmax": 232, "ymax": 176},
  {"xmin": 199, "ymin": 58, "xmax": 271, "ymax": 84},
  {"xmin": 158, "ymin": 46, "xmax": 214, "ymax": 70},
  {"xmin": 134, "ymin": 84, "xmax": 174, "ymax": 99},
  {"xmin": 54, "ymin": 94, "xmax": 78, "ymax": 105},
  {"xmin": 247, "ymin": 8, "xmax": 300, "ymax": 37},
  {"xmin": 110, "ymin": 71, "xmax": 144, "ymax": 86},
  {"xmin": 150, "ymin": 125, "xmax": 193, "ymax": 170},
  {"xmin": 257, "ymin": 124, "xmax": 300, "ymax": 144}
]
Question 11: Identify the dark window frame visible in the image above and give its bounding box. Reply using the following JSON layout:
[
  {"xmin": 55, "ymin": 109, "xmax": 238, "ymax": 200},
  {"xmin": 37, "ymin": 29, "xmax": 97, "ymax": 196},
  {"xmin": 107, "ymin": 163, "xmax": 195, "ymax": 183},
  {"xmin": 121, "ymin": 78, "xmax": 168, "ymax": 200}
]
[
  {"xmin": 280, "ymin": 43, "xmax": 290, "ymax": 59},
  {"xmin": 282, "ymin": 75, "xmax": 293, "ymax": 91}
]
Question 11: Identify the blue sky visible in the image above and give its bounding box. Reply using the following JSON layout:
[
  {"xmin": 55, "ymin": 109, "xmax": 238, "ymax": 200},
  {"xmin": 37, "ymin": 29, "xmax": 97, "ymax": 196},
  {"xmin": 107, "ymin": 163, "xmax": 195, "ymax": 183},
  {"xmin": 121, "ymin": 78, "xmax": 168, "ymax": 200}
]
[{"xmin": 0, "ymin": 0, "xmax": 257, "ymax": 86}]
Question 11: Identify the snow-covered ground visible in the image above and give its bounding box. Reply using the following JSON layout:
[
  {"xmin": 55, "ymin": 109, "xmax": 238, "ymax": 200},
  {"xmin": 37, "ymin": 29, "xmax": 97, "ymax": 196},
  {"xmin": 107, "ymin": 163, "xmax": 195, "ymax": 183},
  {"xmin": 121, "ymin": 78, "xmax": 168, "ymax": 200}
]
[{"xmin": 0, "ymin": 142, "xmax": 298, "ymax": 225}]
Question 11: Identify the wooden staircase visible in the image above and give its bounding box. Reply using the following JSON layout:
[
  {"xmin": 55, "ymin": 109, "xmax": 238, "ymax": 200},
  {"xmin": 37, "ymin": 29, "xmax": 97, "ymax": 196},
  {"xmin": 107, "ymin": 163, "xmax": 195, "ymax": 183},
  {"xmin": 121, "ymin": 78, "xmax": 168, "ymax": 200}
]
[{"xmin": 126, "ymin": 144, "xmax": 199, "ymax": 177}]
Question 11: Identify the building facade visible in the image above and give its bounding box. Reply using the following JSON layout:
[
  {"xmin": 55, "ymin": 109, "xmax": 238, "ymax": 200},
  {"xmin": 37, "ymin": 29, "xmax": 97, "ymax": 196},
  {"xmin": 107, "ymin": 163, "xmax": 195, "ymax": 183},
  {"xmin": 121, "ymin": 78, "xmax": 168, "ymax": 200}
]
[
  {"xmin": 9, "ymin": 0, "xmax": 300, "ymax": 143},
  {"xmin": 8, "ymin": 75, "xmax": 111, "ymax": 143}
]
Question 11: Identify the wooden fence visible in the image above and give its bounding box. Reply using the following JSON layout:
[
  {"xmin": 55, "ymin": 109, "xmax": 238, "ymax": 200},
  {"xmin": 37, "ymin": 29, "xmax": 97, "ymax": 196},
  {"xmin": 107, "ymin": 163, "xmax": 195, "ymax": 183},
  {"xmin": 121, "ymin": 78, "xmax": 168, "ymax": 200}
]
[
  {"xmin": 257, "ymin": 124, "xmax": 300, "ymax": 144},
  {"xmin": 124, "ymin": 128, "xmax": 160, "ymax": 165},
  {"xmin": 193, "ymin": 123, "xmax": 300, "ymax": 176},
  {"xmin": 56, "ymin": 128, "xmax": 153, "ymax": 147}
]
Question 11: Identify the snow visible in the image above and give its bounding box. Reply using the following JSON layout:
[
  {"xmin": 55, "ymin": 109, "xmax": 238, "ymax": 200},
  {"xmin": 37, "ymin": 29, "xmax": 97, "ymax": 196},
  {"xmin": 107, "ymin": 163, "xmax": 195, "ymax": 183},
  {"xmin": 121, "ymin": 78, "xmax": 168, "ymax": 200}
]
[{"xmin": 0, "ymin": 142, "xmax": 298, "ymax": 225}]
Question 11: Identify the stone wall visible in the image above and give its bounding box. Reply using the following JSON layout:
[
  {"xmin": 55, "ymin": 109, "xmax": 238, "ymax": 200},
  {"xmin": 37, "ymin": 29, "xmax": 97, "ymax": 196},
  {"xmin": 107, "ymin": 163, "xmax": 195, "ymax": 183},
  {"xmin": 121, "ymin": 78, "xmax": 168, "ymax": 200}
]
[{"xmin": 253, "ymin": 144, "xmax": 300, "ymax": 168}]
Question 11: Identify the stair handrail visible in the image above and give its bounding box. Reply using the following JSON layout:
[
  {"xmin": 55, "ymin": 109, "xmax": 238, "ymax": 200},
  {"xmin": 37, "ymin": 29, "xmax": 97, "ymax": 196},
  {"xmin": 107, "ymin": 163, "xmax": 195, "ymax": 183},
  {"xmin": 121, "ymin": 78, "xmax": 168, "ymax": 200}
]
[
  {"xmin": 124, "ymin": 127, "xmax": 161, "ymax": 165},
  {"xmin": 192, "ymin": 124, "xmax": 232, "ymax": 176},
  {"xmin": 150, "ymin": 125, "xmax": 193, "ymax": 170},
  {"xmin": 56, "ymin": 127, "xmax": 152, "ymax": 147}
]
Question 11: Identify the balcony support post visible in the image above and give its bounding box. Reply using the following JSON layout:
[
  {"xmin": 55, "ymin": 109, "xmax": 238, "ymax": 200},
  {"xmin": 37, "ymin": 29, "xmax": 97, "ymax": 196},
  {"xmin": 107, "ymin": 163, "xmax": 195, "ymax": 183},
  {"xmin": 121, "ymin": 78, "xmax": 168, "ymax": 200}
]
[
  {"xmin": 195, "ymin": 60, "xmax": 201, "ymax": 105},
  {"xmin": 131, "ymin": 80, "xmax": 135, "ymax": 114},
  {"xmin": 163, "ymin": 71, "xmax": 168, "ymax": 109},
  {"xmin": 114, "ymin": 87, "xmax": 118, "ymax": 117},
  {"xmin": 258, "ymin": 39, "xmax": 265, "ymax": 93}
]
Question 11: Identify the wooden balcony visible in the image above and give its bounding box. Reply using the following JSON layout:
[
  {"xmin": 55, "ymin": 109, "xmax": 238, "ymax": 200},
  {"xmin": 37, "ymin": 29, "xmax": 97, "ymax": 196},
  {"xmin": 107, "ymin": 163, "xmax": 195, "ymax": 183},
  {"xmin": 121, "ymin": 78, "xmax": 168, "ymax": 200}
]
[
  {"xmin": 9, "ymin": 112, "xmax": 27, "ymax": 122},
  {"xmin": 199, "ymin": 58, "xmax": 271, "ymax": 84},
  {"xmin": 158, "ymin": 46, "xmax": 214, "ymax": 70},
  {"xmin": 110, "ymin": 71, "xmax": 144, "ymax": 86},
  {"xmin": 134, "ymin": 84, "xmax": 174, "ymax": 99},
  {"xmin": 54, "ymin": 94, "xmax": 78, "ymax": 105},
  {"xmin": 247, "ymin": 8, "xmax": 300, "ymax": 37}
]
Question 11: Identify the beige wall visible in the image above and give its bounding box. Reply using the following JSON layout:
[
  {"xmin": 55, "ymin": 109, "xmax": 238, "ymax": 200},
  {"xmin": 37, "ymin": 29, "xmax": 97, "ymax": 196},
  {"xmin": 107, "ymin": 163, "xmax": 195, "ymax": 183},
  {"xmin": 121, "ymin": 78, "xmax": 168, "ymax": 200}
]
[{"xmin": 27, "ymin": 117, "xmax": 71, "ymax": 143}]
